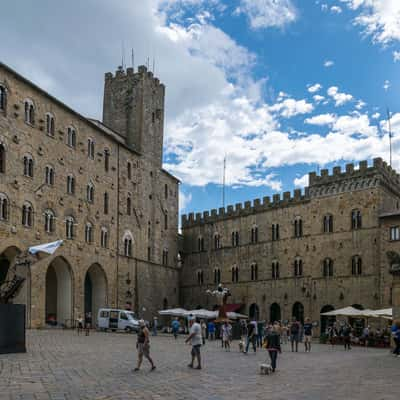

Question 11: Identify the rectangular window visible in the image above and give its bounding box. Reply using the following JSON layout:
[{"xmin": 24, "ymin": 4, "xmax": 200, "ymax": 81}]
[{"xmin": 390, "ymin": 226, "xmax": 400, "ymax": 241}]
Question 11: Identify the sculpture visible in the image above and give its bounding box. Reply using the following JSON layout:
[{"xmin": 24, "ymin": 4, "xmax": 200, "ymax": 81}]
[{"xmin": 206, "ymin": 284, "xmax": 231, "ymax": 321}]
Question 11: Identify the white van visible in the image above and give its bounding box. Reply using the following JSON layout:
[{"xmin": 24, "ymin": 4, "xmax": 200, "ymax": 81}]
[{"xmin": 97, "ymin": 308, "xmax": 139, "ymax": 333}]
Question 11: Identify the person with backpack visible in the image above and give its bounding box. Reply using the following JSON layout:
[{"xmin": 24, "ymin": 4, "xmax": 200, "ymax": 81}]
[{"xmin": 290, "ymin": 317, "xmax": 300, "ymax": 352}]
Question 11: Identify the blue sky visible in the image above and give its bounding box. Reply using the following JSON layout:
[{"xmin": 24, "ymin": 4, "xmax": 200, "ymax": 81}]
[{"xmin": 1, "ymin": 0, "xmax": 400, "ymax": 216}]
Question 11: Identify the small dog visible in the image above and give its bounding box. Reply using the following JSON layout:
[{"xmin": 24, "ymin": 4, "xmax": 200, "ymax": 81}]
[
  {"xmin": 238, "ymin": 340, "xmax": 245, "ymax": 353},
  {"xmin": 260, "ymin": 363, "xmax": 273, "ymax": 375}
]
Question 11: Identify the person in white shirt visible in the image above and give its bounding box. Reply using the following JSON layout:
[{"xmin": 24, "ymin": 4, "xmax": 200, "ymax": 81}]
[{"xmin": 185, "ymin": 317, "xmax": 202, "ymax": 369}]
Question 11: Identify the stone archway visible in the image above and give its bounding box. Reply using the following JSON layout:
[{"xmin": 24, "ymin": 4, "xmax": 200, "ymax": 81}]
[
  {"xmin": 45, "ymin": 256, "xmax": 73, "ymax": 327},
  {"xmin": 84, "ymin": 263, "xmax": 108, "ymax": 323},
  {"xmin": 292, "ymin": 301, "xmax": 304, "ymax": 324},
  {"xmin": 270, "ymin": 302, "xmax": 281, "ymax": 323},
  {"xmin": 249, "ymin": 303, "xmax": 260, "ymax": 320},
  {"xmin": 320, "ymin": 305, "xmax": 335, "ymax": 335}
]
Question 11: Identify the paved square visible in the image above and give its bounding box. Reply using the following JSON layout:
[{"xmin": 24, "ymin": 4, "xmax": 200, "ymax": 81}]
[{"xmin": 0, "ymin": 330, "xmax": 399, "ymax": 400}]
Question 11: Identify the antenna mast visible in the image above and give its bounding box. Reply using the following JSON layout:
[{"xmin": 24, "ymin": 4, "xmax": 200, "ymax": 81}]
[
  {"xmin": 387, "ymin": 107, "xmax": 393, "ymax": 166},
  {"xmin": 222, "ymin": 155, "xmax": 226, "ymax": 208},
  {"xmin": 131, "ymin": 49, "xmax": 135, "ymax": 70}
]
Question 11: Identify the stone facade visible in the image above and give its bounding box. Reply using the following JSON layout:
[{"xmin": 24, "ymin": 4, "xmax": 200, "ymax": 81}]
[
  {"xmin": 180, "ymin": 158, "xmax": 400, "ymax": 334},
  {"xmin": 0, "ymin": 62, "xmax": 180, "ymax": 327}
]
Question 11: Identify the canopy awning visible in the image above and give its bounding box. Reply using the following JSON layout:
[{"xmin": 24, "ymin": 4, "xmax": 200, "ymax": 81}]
[
  {"xmin": 320, "ymin": 306, "xmax": 366, "ymax": 317},
  {"xmin": 158, "ymin": 308, "xmax": 188, "ymax": 317}
]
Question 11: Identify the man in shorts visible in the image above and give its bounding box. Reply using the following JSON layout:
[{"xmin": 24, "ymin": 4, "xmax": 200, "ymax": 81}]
[
  {"xmin": 303, "ymin": 317, "xmax": 313, "ymax": 352},
  {"xmin": 290, "ymin": 317, "xmax": 300, "ymax": 352},
  {"xmin": 134, "ymin": 320, "xmax": 156, "ymax": 372},
  {"xmin": 185, "ymin": 317, "xmax": 202, "ymax": 369}
]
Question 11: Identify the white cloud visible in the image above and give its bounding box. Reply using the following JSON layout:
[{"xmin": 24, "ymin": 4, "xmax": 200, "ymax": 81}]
[
  {"xmin": 355, "ymin": 100, "xmax": 366, "ymax": 110},
  {"xmin": 393, "ymin": 50, "xmax": 400, "ymax": 61},
  {"xmin": 236, "ymin": 0, "xmax": 297, "ymax": 29},
  {"xmin": 179, "ymin": 190, "xmax": 192, "ymax": 211},
  {"xmin": 331, "ymin": 5, "xmax": 342, "ymax": 13},
  {"xmin": 340, "ymin": 0, "xmax": 400, "ymax": 45},
  {"xmin": 372, "ymin": 112, "xmax": 380, "ymax": 119},
  {"xmin": 305, "ymin": 113, "xmax": 337, "ymax": 126},
  {"xmin": 324, "ymin": 60, "xmax": 334, "ymax": 67},
  {"xmin": 294, "ymin": 174, "xmax": 309, "ymax": 188},
  {"xmin": 269, "ymin": 98, "xmax": 314, "ymax": 118},
  {"xmin": 321, "ymin": 4, "xmax": 328, "ymax": 11},
  {"xmin": 383, "ymin": 79, "xmax": 391, "ymax": 91},
  {"xmin": 327, "ymin": 86, "xmax": 353, "ymax": 106},
  {"xmin": 307, "ymin": 83, "xmax": 322, "ymax": 93},
  {"xmin": 313, "ymin": 94, "xmax": 325, "ymax": 103}
]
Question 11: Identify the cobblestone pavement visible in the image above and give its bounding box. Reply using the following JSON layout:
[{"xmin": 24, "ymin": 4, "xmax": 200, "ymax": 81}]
[{"xmin": 0, "ymin": 330, "xmax": 399, "ymax": 400}]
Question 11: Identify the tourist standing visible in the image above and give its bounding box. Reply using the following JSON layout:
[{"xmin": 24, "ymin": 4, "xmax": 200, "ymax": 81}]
[
  {"xmin": 85, "ymin": 311, "xmax": 92, "ymax": 336},
  {"xmin": 134, "ymin": 320, "xmax": 156, "ymax": 371},
  {"xmin": 207, "ymin": 320, "xmax": 215, "ymax": 340},
  {"xmin": 152, "ymin": 317, "xmax": 158, "ymax": 336},
  {"xmin": 303, "ymin": 317, "xmax": 313, "ymax": 352},
  {"xmin": 281, "ymin": 323, "xmax": 288, "ymax": 344},
  {"xmin": 245, "ymin": 320, "xmax": 256, "ymax": 353},
  {"xmin": 341, "ymin": 322, "xmax": 352, "ymax": 350},
  {"xmin": 289, "ymin": 317, "xmax": 300, "ymax": 352},
  {"xmin": 76, "ymin": 314, "xmax": 84, "ymax": 335},
  {"xmin": 201, "ymin": 320, "xmax": 207, "ymax": 345},
  {"xmin": 222, "ymin": 321, "xmax": 232, "ymax": 351},
  {"xmin": 171, "ymin": 317, "xmax": 180, "ymax": 340},
  {"xmin": 265, "ymin": 323, "xmax": 282, "ymax": 372},
  {"xmin": 185, "ymin": 318, "xmax": 202, "ymax": 369}
]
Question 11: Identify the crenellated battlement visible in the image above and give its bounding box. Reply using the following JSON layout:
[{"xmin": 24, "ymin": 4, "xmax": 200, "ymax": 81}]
[
  {"xmin": 181, "ymin": 187, "xmax": 309, "ymax": 228},
  {"xmin": 104, "ymin": 65, "xmax": 164, "ymax": 87},
  {"xmin": 181, "ymin": 157, "xmax": 400, "ymax": 228}
]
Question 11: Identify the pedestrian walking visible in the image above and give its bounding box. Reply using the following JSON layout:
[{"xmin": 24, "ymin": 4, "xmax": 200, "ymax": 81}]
[
  {"xmin": 265, "ymin": 323, "xmax": 282, "ymax": 372},
  {"xmin": 341, "ymin": 322, "xmax": 352, "ymax": 350},
  {"xmin": 201, "ymin": 320, "xmax": 207, "ymax": 345},
  {"xmin": 207, "ymin": 320, "xmax": 215, "ymax": 340},
  {"xmin": 134, "ymin": 320, "xmax": 156, "ymax": 371},
  {"xmin": 222, "ymin": 321, "xmax": 232, "ymax": 351},
  {"xmin": 303, "ymin": 317, "xmax": 313, "ymax": 352},
  {"xmin": 171, "ymin": 317, "xmax": 180, "ymax": 339},
  {"xmin": 152, "ymin": 317, "xmax": 158, "ymax": 336},
  {"xmin": 185, "ymin": 317, "xmax": 202, "ymax": 370},
  {"xmin": 391, "ymin": 320, "xmax": 400, "ymax": 356},
  {"xmin": 76, "ymin": 314, "xmax": 84, "ymax": 335},
  {"xmin": 85, "ymin": 311, "xmax": 92, "ymax": 336},
  {"xmin": 281, "ymin": 323, "xmax": 288, "ymax": 344},
  {"xmin": 289, "ymin": 317, "xmax": 300, "ymax": 352},
  {"xmin": 257, "ymin": 320, "xmax": 265, "ymax": 348},
  {"xmin": 245, "ymin": 320, "xmax": 256, "ymax": 353}
]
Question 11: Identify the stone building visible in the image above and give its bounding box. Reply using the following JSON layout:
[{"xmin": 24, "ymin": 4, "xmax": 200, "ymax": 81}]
[
  {"xmin": 180, "ymin": 158, "xmax": 400, "ymax": 334},
  {"xmin": 0, "ymin": 62, "xmax": 180, "ymax": 328}
]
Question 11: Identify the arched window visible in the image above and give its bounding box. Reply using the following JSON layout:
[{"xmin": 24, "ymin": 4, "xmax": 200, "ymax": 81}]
[
  {"xmin": 101, "ymin": 227, "xmax": 108, "ymax": 248},
  {"xmin": 351, "ymin": 209, "xmax": 362, "ymax": 230},
  {"xmin": 103, "ymin": 192, "xmax": 109, "ymax": 215},
  {"xmin": 87, "ymin": 182, "xmax": 94, "ymax": 203},
  {"xmin": 44, "ymin": 209, "xmax": 55, "ymax": 233},
  {"xmin": 45, "ymin": 165, "xmax": 55, "ymax": 186},
  {"xmin": 46, "ymin": 113, "xmax": 55, "ymax": 136},
  {"xmin": 0, "ymin": 144, "xmax": 5, "ymax": 173},
  {"xmin": 67, "ymin": 127, "xmax": 76, "ymax": 148},
  {"xmin": 0, "ymin": 86, "xmax": 6, "ymax": 111},
  {"xmin": 67, "ymin": 174, "xmax": 75, "ymax": 194},
  {"xmin": 231, "ymin": 266, "xmax": 239, "ymax": 283},
  {"xmin": 198, "ymin": 236, "xmax": 204, "ymax": 252},
  {"xmin": 294, "ymin": 217, "xmax": 303, "ymax": 238},
  {"xmin": 251, "ymin": 226, "xmax": 258, "ymax": 243},
  {"xmin": 0, "ymin": 193, "xmax": 9, "ymax": 221},
  {"xmin": 65, "ymin": 216, "xmax": 75, "ymax": 239},
  {"xmin": 323, "ymin": 215, "xmax": 333, "ymax": 233},
  {"xmin": 24, "ymin": 100, "xmax": 35, "ymax": 125},
  {"xmin": 272, "ymin": 260, "xmax": 280, "ymax": 279},
  {"xmin": 351, "ymin": 255, "xmax": 362, "ymax": 275},
  {"xmin": 294, "ymin": 257, "xmax": 303, "ymax": 277},
  {"xmin": 85, "ymin": 222, "xmax": 93, "ymax": 244},
  {"xmin": 123, "ymin": 233, "xmax": 133, "ymax": 257},
  {"xmin": 22, "ymin": 202, "xmax": 33, "ymax": 227},
  {"xmin": 197, "ymin": 270, "xmax": 204, "ymax": 285},
  {"xmin": 214, "ymin": 268, "xmax": 221, "ymax": 284},
  {"xmin": 251, "ymin": 263, "xmax": 258, "ymax": 281},
  {"xmin": 323, "ymin": 258, "xmax": 333, "ymax": 277},
  {"xmin": 104, "ymin": 149, "xmax": 110, "ymax": 172},
  {"xmin": 23, "ymin": 155, "xmax": 34, "ymax": 177},
  {"xmin": 162, "ymin": 248, "xmax": 169, "ymax": 265},
  {"xmin": 126, "ymin": 196, "xmax": 131, "ymax": 215},
  {"xmin": 272, "ymin": 223, "xmax": 280, "ymax": 241},
  {"xmin": 231, "ymin": 231, "xmax": 239, "ymax": 247},
  {"xmin": 87, "ymin": 138, "xmax": 95, "ymax": 159},
  {"xmin": 214, "ymin": 233, "xmax": 221, "ymax": 249}
]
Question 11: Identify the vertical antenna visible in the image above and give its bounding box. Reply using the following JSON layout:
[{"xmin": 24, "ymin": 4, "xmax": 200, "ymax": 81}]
[
  {"xmin": 222, "ymin": 155, "xmax": 226, "ymax": 208},
  {"xmin": 387, "ymin": 107, "xmax": 393, "ymax": 166},
  {"xmin": 121, "ymin": 41, "xmax": 125, "ymax": 70},
  {"xmin": 131, "ymin": 49, "xmax": 135, "ymax": 70},
  {"xmin": 153, "ymin": 57, "xmax": 155, "ymax": 74}
]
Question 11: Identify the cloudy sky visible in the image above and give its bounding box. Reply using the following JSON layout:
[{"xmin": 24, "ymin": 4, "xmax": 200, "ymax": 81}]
[{"xmin": 2, "ymin": 0, "xmax": 400, "ymax": 215}]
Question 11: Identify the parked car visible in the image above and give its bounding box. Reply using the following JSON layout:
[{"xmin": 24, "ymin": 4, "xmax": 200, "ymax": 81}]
[{"xmin": 97, "ymin": 308, "xmax": 139, "ymax": 333}]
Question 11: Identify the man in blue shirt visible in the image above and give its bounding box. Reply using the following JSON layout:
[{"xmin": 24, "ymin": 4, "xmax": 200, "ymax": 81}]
[
  {"xmin": 207, "ymin": 320, "xmax": 215, "ymax": 340},
  {"xmin": 303, "ymin": 317, "xmax": 313, "ymax": 352},
  {"xmin": 392, "ymin": 320, "xmax": 400, "ymax": 356},
  {"xmin": 171, "ymin": 318, "xmax": 180, "ymax": 340}
]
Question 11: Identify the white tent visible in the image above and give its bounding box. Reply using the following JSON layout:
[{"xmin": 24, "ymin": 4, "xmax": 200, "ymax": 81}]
[
  {"xmin": 320, "ymin": 306, "xmax": 366, "ymax": 317},
  {"xmin": 158, "ymin": 308, "xmax": 188, "ymax": 317},
  {"xmin": 362, "ymin": 308, "xmax": 392, "ymax": 319}
]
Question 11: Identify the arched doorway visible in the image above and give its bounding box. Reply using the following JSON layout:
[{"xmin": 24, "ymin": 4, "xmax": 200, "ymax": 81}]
[
  {"xmin": 270, "ymin": 303, "xmax": 281, "ymax": 323},
  {"xmin": 84, "ymin": 263, "xmax": 107, "ymax": 322},
  {"xmin": 249, "ymin": 303, "xmax": 260, "ymax": 320},
  {"xmin": 45, "ymin": 257, "xmax": 73, "ymax": 327},
  {"xmin": 320, "ymin": 305, "xmax": 335, "ymax": 334},
  {"xmin": 292, "ymin": 302, "xmax": 304, "ymax": 323}
]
